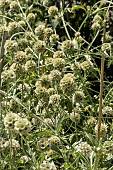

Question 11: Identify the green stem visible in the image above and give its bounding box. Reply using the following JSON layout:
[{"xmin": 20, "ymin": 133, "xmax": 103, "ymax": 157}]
[
  {"xmin": 93, "ymin": 153, "xmax": 100, "ymax": 170},
  {"xmin": 88, "ymin": 30, "xmax": 100, "ymax": 51},
  {"xmin": 78, "ymin": 14, "xmax": 89, "ymax": 32},
  {"xmin": 61, "ymin": 12, "xmax": 71, "ymax": 40}
]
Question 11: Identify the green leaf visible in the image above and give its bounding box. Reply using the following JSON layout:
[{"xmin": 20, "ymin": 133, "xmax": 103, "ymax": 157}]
[{"xmin": 71, "ymin": 5, "xmax": 86, "ymax": 12}]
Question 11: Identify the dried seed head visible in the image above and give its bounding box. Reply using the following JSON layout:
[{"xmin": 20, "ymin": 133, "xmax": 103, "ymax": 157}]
[
  {"xmin": 4, "ymin": 112, "xmax": 19, "ymax": 130},
  {"xmin": 49, "ymin": 94, "xmax": 60, "ymax": 105},
  {"xmin": 34, "ymin": 40, "xmax": 46, "ymax": 53},
  {"xmin": 5, "ymin": 40, "xmax": 18, "ymax": 53},
  {"xmin": 14, "ymin": 118, "xmax": 32, "ymax": 134},
  {"xmin": 24, "ymin": 60, "xmax": 36, "ymax": 72},
  {"xmin": 35, "ymin": 25, "xmax": 45, "ymax": 39},
  {"xmin": 61, "ymin": 40, "xmax": 74, "ymax": 53},
  {"xmin": 27, "ymin": 13, "xmax": 35, "ymax": 22},
  {"xmin": 48, "ymin": 6, "xmax": 58, "ymax": 16},
  {"xmin": 50, "ymin": 34, "xmax": 59, "ymax": 44},
  {"xmin": 14, "ymin": 51, "xmax": 26, "ymax": 63},
  {"xmin": 44, "ymin": 27, "xmax": 53, "ymax": 37},
  {"xmin": 60, "ymin": 74, "xmax": 75, "ymax": 94},
  {"xmin": 53, "ymin": 51, "xmax": 65, "ymax": 58},
  {"xmin": 53, "ymin": 58, "xmax": 65, "ymax": 70}
]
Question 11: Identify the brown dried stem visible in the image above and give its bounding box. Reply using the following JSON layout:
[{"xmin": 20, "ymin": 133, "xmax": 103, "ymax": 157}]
[
  {"xmin": 98, "ymin": 20, "xmax": 106, "ymax": 141},
  {"xmin": 0, "ymin": 31, "xmax": 7, "ymax": 89}
]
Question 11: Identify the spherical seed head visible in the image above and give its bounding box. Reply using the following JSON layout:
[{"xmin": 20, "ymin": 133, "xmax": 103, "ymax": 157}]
[
  {"xmin": 44, "ymin": 27, "xmax": 53, "ymax": 37},
  {"xmin": 39, "ymin": 74, "xmax": 51, "ymax": 88},
  {"xmin": 4, "ymin": 139, "xmax": 20, "ymax": 149},
  {"xmin": 78, "ymin": 142, "xmax": 92, "ymax": 154},
  {"xmin": 43, "ymin": 118, "xmax": 54, "ymax": 127},
  {"xmin": 48, "ymin": 135, "xmax": 60, "ymax": 145},
  {"xmin": 50, "ymin": 34, "xmax": 59, "ymax": 44},
  {"xmin": 37, "ymin": 137, "xmax": 49, "ymax": 150},
  {"xmin": 101, "ymin": 43, "xmax": 111, "ymax": 52},
  {"xmin": 8, "ymin": 22, "xmax": 17, "ymax": 34},
  {"xmin": 35, "ymin": 85, "xmax": 48, "ymax": 99},
  {"xmin": 35, "ymin": 25, "xmax": 45, "ymax": 39},
  {"xmin": 24, "ymin": 60, "xmax": 36, "ymax": 72},
  {"xmin": 14, "ymin": 118, "xmax": 32, "ymax": 134},
  {"xmin": 72, "ymin": 91, "xmax": 85, "ymax": 103},
  {"xmin": 39, "ymin": 160, "xmax": 57, "ymax": 170},
  {"xmin": 53, "ymin": 51, "xmax": 65, "ymax": 58},
  {"xmin": 14, "ymin": 51, "xmax": 26, "ymax": 63},
  {"xmin": 2, "ymin": 69, "xmax": 16, "ymax": 81},
  {"xmin": 19, "ymin": 156, "xmax": 29, "ymax": 164},
  {"xmin": 49, "ymin": 69, "xmax": 61, "ymax": 83},
  {"xmin": 47, "ymin": 88, "xmax": 56, "ymax": 96},
  {"xmin": 5, "ymin": 40, "xmax": 18, "ymax": 53},
  {"xmin": 0, "ymin": 0, "xmax": 10, "ymax": 8},
  {"xmin": 4, "ymin": 112, "xmax": 19, "ymax": 130},
  {"xmin": 34, "ymin": 40, "xmax": 46, "ymax": 53},
  {"xmin": 9, "ymin": 1, "xmax": 19, "ymax": 10},
  {"xmin": 53, "ymin": 58, "xmax": 65, "ymax": 70},
  {"xmin": 102, "ymin": 106, "xmax": 113, "ymax": 115},
  {"xmin": 48, "ymin": 6, "xmax": 58, "ymax": 16},
  {"xmin": 60, "ymin": 74, "xmax": 75, "ymax": 94},
  {"xmin": 87, "ymin": 116, "xmax": 96, "ymax": 127},
  {"xmin": 18, "ymin": 20, "xmax": 26, "ymax": 27},
  {"xmin": 43, "ymin": 0, "xmax": 50, "ymax": 6},
  {"xmin": 93, "ymin": 14, "xmax": 102, "ymax": 23},
  {"xmin": 27, "ymin": 13, "xmax": 35, "ymax": 22},
  {"xmin": 61, "ymin": 40, "xmax": 74, "ymax": 53},
  {"xmin": 69, "ymin": 112, "xmax": 80, "ymax": 121},
  {"xmin": 49, "ymin": 94, "xmax": 60, "ymax": 105},
  {"xmin": 79, "ymin": 60, "xmax": 93, "ymax": 71},
  {"xmin": 45, "ymin": 57, "xmax": 54, "ymax": 70}
]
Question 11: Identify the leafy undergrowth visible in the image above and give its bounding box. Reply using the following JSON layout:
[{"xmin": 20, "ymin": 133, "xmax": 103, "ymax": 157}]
[{"xmin": 0, "ymin": 0, "xmax": 113, "ymax": 169}]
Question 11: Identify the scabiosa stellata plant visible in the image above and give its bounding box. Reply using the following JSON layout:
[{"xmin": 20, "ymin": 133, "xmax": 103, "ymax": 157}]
[
  {"xmin": 24, "ymin": 60, "xmax": 36, "ymax": 72},
  {"xmin": 60, "ymin": 73, "xmax": 75, "ymax": 94},
  {"xmin": 27, "ymin": 13, "xmax": 35, "ymax": 23},
  {"xmin": 5, "ymin": 40, "xmax": 18, "ymax": 53},
  {"xmin": 49, "ymin": 94, "xmax": 60, "ymax": 105},
  {"xmin": 9, "ymin": 1, "xmax": 19, "ymax": 11},
  {"xmin": 53, "ymin": 51, "xmax": 65, "ymax": 58},
  {"xmin": 61, "ymin": 40, "xmax": 74, "ymax": 53},
  {"xmin": 4, "ymin": 112, "xmax": 19, "ymax": 131},
  {"xmin": 53, "ymin": 58, "xmax": 65, "ymax": 70},
  {"xmin": 33, "ymin": 40, "xmax": 46, "ymax": 53},
  {"xmin": 44, "ymin": 27, "xmax": 53, "ymax": 38},
  {"xmin": 35, "ymin": 25, "xmax": 45, "ymax": 40},
  {"xmin": 50, "ymin": 34, "xmax": 59, "ymax": 44},
  {"xmin": 14, "ymin": 51, "xmax": 27, "ymax": 63},
  {"xmin": 48, "ymin": 6, "xmax": 58, "ymax": 17},
  {"xmin": 49, "ymin": 69, "xmax": 61, "ymax": 84},
  {"xmin": 14, "ymin": 118, "xmax": 32, "ymax": 134}
]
